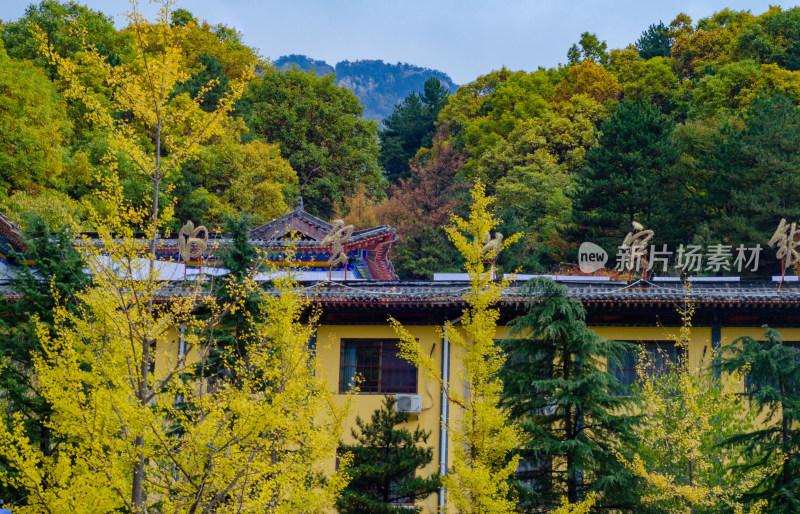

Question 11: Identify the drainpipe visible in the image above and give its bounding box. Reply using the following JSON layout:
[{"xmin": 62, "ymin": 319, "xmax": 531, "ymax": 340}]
[
  {"xmin": 178, "ymin": 323, "xmax": 186, "ymax": 359},
  {"xmin": 712, "ymin": 317, "xmax": 722, "ymax": 379},
  {"xmin": 438, "ymin": 326, "xmax": 450, "ymax": 511}
]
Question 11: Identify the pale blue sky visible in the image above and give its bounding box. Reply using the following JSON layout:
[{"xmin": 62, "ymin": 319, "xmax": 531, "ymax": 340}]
[{"xmin": 1, "ymin": 0, "xmax": 797, "ymax": 84}]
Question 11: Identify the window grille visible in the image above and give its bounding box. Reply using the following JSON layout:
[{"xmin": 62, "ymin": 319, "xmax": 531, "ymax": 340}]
[
  {"xmin": 340, "ymin": 339, "xmax": 417, "ymax": 394},
  {"xmin": 611, "ymin": 341, "xmax": 685, "ymax": 390}
]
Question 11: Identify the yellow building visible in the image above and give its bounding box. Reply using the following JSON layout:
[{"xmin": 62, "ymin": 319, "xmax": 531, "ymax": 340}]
[
  {"xmin": 4, "ymin": 209, "xmax": 799, "ymax": 512},
  {"xmin": 307, "ymin": 276, "xmax": 800, "ymax": 512}
]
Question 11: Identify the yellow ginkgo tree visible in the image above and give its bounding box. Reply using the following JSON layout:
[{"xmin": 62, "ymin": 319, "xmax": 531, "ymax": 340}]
[
  {"xmin": 0, "ymin": 2, "xmax": 348, "ymax": 512},
  {"xmin": 616, "ymin": 292, "xmax": 772, "ymax": 513},
  {"xmin": 392, "ymin": 182, "xmax": 522, "ymax": 513}
]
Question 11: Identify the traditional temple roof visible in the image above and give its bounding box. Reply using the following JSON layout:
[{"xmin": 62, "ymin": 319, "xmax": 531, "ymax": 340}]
[
  {"xmin": 3, "ymin": 275, "xmax": 799, "ymax": 326},
  {"xmin": 248, "ymin": 201, "xmax": 396, "ymax": 247},
  {"xmin": 246, "ymin": 201, "xmax": 398, "ymax": 280},
  {"xmin": 249, "ymin": 200, "xmax": 333, "ymax": 241},
  {"xmin": 0, "ymin": 212, "xmax": 23, "ymax": 252},
  {"xmin": 1, "ymin": 201, "xmax": 399, "ymax": 281},
  {"xmin": 4, "ymin": 276, "xmax": 794, "ymax": 306},
  {"xmin": 305, "ymin": 278, "xmax": 800, "ymax": 309}
]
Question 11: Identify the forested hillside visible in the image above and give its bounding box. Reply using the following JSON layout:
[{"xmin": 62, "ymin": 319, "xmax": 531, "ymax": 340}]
[
  {"xmin": 3, "ymin": 3, "xmax": 800, "ymax": 279},
  {"xmin": 274, "ymin": 55, "xmax": 459, "ymax": 120},
  {"xmin": 0, "ymin": 5, "xmax": 381, "ymax": 226},
  {"xmin": 358, "ymin": 8, "xmax": 800, "ymax": 278},
  {"xmin": 8, "ymin": 3, "xmax": 800, "ymax": 513}
]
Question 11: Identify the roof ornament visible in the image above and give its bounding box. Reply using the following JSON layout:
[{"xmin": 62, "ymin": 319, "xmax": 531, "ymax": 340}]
[
  {"xmin": 480, "ymin": 232, "xmax": 504, "ymax": 261},
  {"xmin": 178, "ymin": 220, "xmax": 209, "ymax": 261},
  {"xmin": 481, "ymin": 231, "xmax": 504, "ymax": 280},
  {"xmin": 322, "ymin": 219, "xmax": 355, "ymax": 280},
  {"xmin": 296, "ymin": 196, "xmax": 304, "ymax": 212}
]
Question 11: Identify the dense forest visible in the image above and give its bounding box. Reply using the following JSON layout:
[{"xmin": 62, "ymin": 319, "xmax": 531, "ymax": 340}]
[
  {"xmin": 274, "ymin": 54, "xmax": 458, "ymax": 121},
  {"xmin": 369, "ymin": 9, "xmax": 800, "ymax": 278},
  {"xmin": 2, "ymin": 3, "xmax": 800, "ymax": 278},
  {"xmin": 5, "ymin": 4, "xmax": 800, "ymax": 513}
]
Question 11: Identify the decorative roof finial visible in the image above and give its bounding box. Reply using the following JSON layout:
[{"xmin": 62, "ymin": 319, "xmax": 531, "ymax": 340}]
[{"xmin": 296, "ymin": 196, "xmax": 304, "ymax": 212}]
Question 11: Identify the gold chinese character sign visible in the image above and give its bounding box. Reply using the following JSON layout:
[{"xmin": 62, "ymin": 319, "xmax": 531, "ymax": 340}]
[
  {"xmin": 178, "ymin": 220, "xmax": 209, "ymax": 261},
  {"xmin": 321, "ymin": 219, "xmax": 354, "ymax": 267}
]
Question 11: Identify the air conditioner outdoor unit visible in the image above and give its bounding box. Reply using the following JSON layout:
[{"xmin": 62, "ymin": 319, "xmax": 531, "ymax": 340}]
[
  {"xmin": 394, "ymin": 394, "xmax": 423, "ymax": 414},
  {"xmin": 539, "ymin": 403, "xmax": 557, "ymax": 416}
]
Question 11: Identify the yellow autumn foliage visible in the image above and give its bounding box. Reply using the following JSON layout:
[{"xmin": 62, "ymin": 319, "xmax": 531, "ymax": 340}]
[
  {"xmin": 392, "ymin": 182, "xmax": 522, "ymax": 513},
  {"xmin": 549, "ymin": 492, "xmax": 599, "ymax": 514},
  {"xmin": 617, "ymin": 288, "xmax": 775, "ymax": 513},
  {"xmin": 0, "ymin": 2, "xmax": 348, "ymax": 512}
]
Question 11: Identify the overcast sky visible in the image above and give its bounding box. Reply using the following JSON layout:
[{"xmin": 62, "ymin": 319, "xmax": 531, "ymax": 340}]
[{"xmin": 1, "ymin": 0, "xmax": 797, "ymax": 84}]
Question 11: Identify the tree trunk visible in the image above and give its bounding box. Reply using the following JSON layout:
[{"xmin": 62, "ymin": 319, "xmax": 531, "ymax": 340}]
[
  {"xmin": 132, "ymin": 337, "xmax": 151, "ymax": 511},
  {"xmin": 564, "ymin": 345, "xmax": 577, "ymax": 504},
  {"xmin": 134, "ymin": 114, "xmax": 161, "ymax": 512}
]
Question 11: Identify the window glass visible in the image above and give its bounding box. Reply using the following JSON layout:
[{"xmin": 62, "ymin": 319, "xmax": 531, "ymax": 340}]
[
  {"xmin": 610, "ymin": 341, "xmax": 684, "ymax": 391},
  {"xmin": 340, "ymin": 339, "xmax": 417, "ymax": 394}
]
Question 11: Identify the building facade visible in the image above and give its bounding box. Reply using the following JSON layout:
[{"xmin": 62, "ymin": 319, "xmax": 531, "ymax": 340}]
[{"xmin": 3, "ymin": 209, "xmax": 800, "ymax": 512}]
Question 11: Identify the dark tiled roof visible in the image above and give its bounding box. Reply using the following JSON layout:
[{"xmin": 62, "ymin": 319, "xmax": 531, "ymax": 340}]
[
  {"xmin": 6, "ymin": 278, "xmax": 798, "ymax": 307},
  {"xmin": 250, "ymin": 226, "xmax": 396, "ymax": 247},
  {"xmin": 73, "ymin": 227, "xmax": 396, "ymax": 251},
  {"xmin": 246, "ymin": 205, "xmax": 396, "ymax": 249},
  {"xmin": 305, "ymin": 279, "xmax": 800, "ymax": 308},
  {"xmin": 249, "ymin": 207, "xmax": 333, "ymax": 241}
]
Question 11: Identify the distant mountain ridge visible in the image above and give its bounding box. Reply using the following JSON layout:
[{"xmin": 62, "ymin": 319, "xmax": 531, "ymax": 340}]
[{"xmin": 273, "ymin": 54, "xmax": 458, "ymax": 121}]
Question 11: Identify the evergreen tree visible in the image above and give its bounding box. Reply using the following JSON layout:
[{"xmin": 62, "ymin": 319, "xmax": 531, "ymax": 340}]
[
  {"xmin": 336, "ymin": 396, "xmax": 441, "ymax": 513},
  {"xmin": 567, "ymin": 32, "xmax": 609, "ymax": 66},
  {"xmin": 499, "ymin": 277, "xmax": 638, "ymax": 510},
  {"xmin": 703, "ymin": 90, "xmax": 800, "ymax": 252},
  {"xmin": 170, "ymin": 8, "xmax": 196, "ymax": 27},
  {"xmin": 571, "ymin": 99, "xmax": 684, "ymax": 251},
  {"xmin": 204, "ymin": 214, "xmax": 258, "ymax": 381},
  {"xmin": 0, "ymin": 216, "xmax": 88, "ymax": 504},
  {"xmin": 379, "ymin": 77, "xmax": 450, "ymax": 183},
  {"xmin": 637, "ymin": 22, "xmax": 672, "ymax": 60},
  {"xmin": 173, "ymin": 54, "xmax": 230, "ymax": 112},
  {"xmin": 720, "ymin": 327, "xmax": 800, "ymax": 512}
]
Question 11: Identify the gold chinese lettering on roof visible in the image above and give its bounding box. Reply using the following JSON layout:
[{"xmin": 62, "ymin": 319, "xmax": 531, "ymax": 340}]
[
  {"xmin": 321, "ymin": 219, "xmax": 354, "ymax": 266},
  {"xmin": 620, "ymin": 221, "xmax": 654, "ymax": 272},
  {"xmin": 178, "ymin": 220, "xmax": 209, "ymax": 261},
  {"xmin": 768, "ymin": 218, "xmax": 800, "ymax": 268}
]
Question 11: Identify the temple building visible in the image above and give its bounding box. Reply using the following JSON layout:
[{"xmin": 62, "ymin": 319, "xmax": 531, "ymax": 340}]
[
  {"xmin": 2, "ymin": 207, "xmax": 800, "ymax": 512},
  {"xmin": 0, "ymin": 202, "xmax": 397, "ymax": 281},
  {"xmin": 248, "ymin": 201, "xmax": 398, "ymax": 281}
]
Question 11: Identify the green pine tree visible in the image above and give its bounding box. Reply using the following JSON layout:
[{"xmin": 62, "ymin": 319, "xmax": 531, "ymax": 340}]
[
  {"xmin": 720, "ymin": 327, "xmax": 800, "ymax": 512},
  {"xmin": 203, "ymin": 214, "xmax": 259, "ymax": 381},
  {"xmin": 336, "ymin": 396, "xmax": 441, "ymax": 513},
  {"xmin": 703, "ymin": 89, "xmax": 800, "ymax": 253},
  {"xmin": 571, "ymin": 99, "xmax": 685, "ymax": 252},
  {"xmin": 566, "ymin": 32, "xmax": 609, "ymax": 66},
  {"xmin": 499, "ymin": 278, "xmax": 639, "ymax": 511},
  {"xmin": 0, "ymin": 215, "xmax": 88, "ymax": 504},
  {"xmin": 637, "ymin": 22, "xmax": 672, "ymax": 60},
  {"xmin": 173, "ymin": 54, "xmax": 231, "ymax": 112},
  {"xmin": 379, "ymin": 76, "xmax": 450, "ymax": 184}
]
